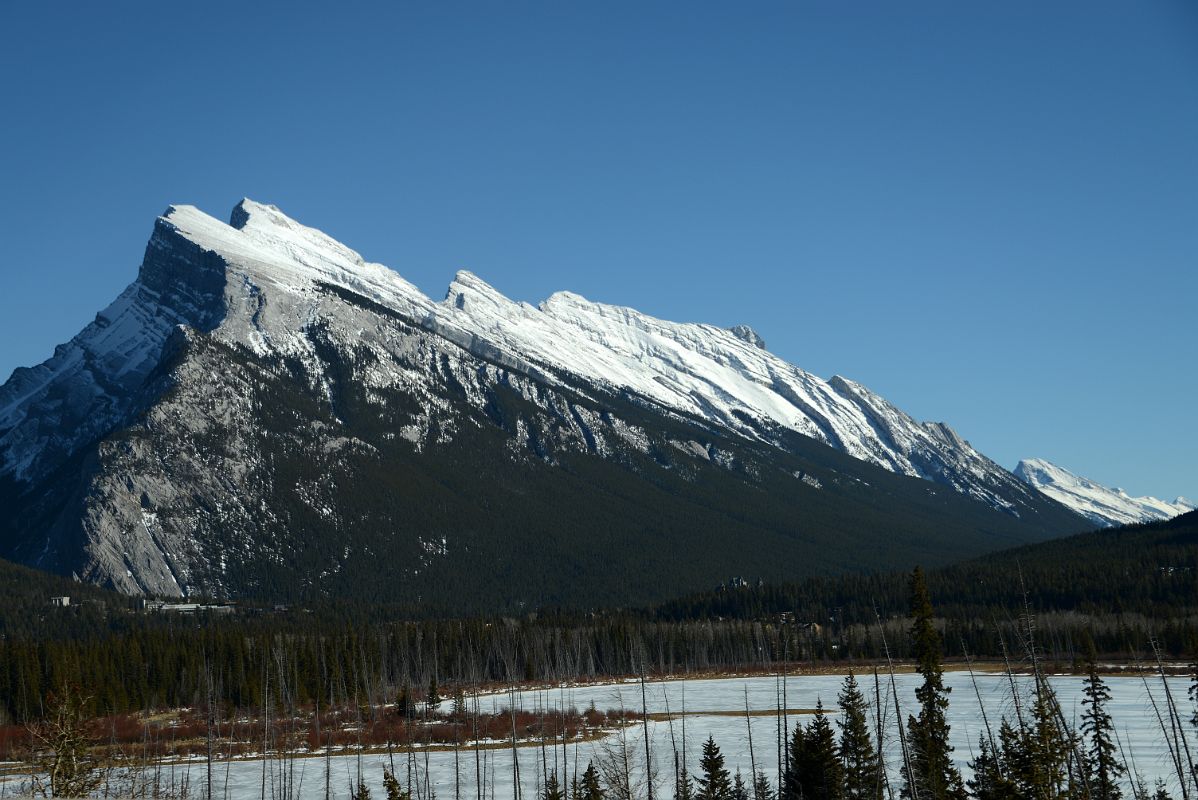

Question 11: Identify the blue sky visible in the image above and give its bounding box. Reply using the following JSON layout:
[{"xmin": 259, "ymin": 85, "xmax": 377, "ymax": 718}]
[{"xmin": 1, "ymin": 2, "xmax": 1194, "ymax": 500}]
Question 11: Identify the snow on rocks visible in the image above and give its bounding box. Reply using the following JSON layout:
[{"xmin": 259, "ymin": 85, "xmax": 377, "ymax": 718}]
[{"xmin": 1014, "ymin": 458, "xmax": 1193, "ymax": 528}]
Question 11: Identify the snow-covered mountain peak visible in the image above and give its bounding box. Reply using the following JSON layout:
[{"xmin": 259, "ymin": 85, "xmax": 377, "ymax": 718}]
[
  {"xmin": 1014, "ymin": 458, "xmax": 1194, "ymax": 528},
  {"xmin": 157, "ymin": 201, "xmax": 429, "ymax": 314},
  {"xmin": 229, "ymin": 198, "xmax": 285, "ymax": 229},
  {"xmin": 444, "ymin": 270, "xmax": 519, "ymax": 310},
  {"xmin": 729, "ymin": 325, "xmax": 766, "ymax": 350},
  {"xmin": 0, "ymin": 198, "xmax": 1087, "ymax": 528}
]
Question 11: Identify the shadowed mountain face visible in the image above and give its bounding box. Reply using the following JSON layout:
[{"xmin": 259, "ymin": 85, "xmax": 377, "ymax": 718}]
[{"xmin": 0, "ymin": 200, "xmax": 1085, "ymax": 609}]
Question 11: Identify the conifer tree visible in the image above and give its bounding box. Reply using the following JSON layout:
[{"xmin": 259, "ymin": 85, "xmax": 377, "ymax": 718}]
[
  {"xmin": 426, "ymin": 676, "xmax": 441, "ymax": 712},
  {"xmin": 837, "ymin": 672, "xmax": 880, "ymax": 800},
  {"xmin": 544, "ymin": 771, "xmax": 565, "ymax": 800},
  {"xmin": 676, "ymin": 766, "xmax": 695, "ymax": 800},
  {"xmin": 781, "ymin": 724, "xmax": 806, "ymax": 800},
  {"xmin": 581, "ymin": 761, "xmax": 606, "ymax": 800},
  {"xmin": 800, "ymin": 701, "xmax": 844, "ymax": 800},
  {"xmin": 903, "ymin": 567, "xmax": 965, "ymax": 800},
  {"xmin": 1025, "ymin": 678, "xmax": 1072, "ymax": 800},
  {"xmin": 698, "ymin": 736, "xmax": 733, "ymax": 800},
  {"xmin": 965, "ymin": 736, "xmax": 1018, "ymax": 800},
  {"xmin": 396, "ymin": 683, "xmax": 414, "ymax": 718},
  {"xmin": 732, "ymin": 771, "xmax": 750, "ymax": 800},
  {"xmin": 753, "ymin": 772, "xmax": 775, "ymax": 800},
  {"xmin": 996, "ymin": 718, "xmax": 1031, "ymax": 793},
  {"xmin": 383, "ymin": 769, "xmax": 411, "ymax": 800},
  {"xmin": 1081, "ymin": 660, "xmax": 1124, "ymax": 800}
]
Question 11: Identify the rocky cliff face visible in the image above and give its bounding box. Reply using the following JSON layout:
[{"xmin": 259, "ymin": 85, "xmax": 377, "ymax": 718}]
[{"xmin": 0, "ymin": 200, "xmax": 1086, "ymax": 605}]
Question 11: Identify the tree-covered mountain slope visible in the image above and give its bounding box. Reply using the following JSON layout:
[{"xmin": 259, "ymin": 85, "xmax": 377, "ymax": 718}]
[{"xmin": 651, "ymin": 509, "xmax": 1198, "ymax": 625}]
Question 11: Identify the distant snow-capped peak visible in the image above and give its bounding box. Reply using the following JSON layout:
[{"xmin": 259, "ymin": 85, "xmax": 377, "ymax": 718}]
[{"xmin": 1014, "ymin": 458, "xmax": 1193, "ymax": 528}]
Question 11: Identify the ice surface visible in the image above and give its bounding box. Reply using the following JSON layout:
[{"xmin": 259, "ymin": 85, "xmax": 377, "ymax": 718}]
[{"xmin": 52, "ymin": 673, "xmax": 1185, "ymax": 800}]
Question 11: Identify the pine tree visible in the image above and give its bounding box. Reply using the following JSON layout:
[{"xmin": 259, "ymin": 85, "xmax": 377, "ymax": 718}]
[
  {"xmin": 903, "ymin": 567, "xmax": 965, "ymax": 800},
  {"xmin": 837, "ymin": 673, "xmax": 880, "ymax": 800},
  {"xmin": 799, "ymin": 702, "xmax": 844, "ymax": 800},
  {"xmin": 676, "ymin": 766, "xmax": 695, "ymax": 800},
  {"xmin": 732, "ymin": 771, "xmax": 750, "ymax": 800},
  {"xmin": 1024, "ymin": 678, "xmax": 1072, "ymax": 800},
  {"xmin": 544, "ymin": 771, "xmax": 565, "ymax": 800},
  {"xmin": 781, "ymin": 724, "xmax": 806, "ymax": 800},
  {"xmin": 383, "ymin": 769, "xmax": 411, "ymax": 800},
  {"xmin": 698, "ymin": 736, "xmax": 733, "ymax": 800},
  {"xmin": 1081, "ymin": 660, "xmax": 1124, "ymax": 800},
  {"xmin": 753, "ymin": 772, "xmax": 774, "ymax": 800},
  {"xmin": 997, "ymin": 718, "xmax": 1032, "ymax": 793},
  {"xmin": 965, "ymin": 736, "xmax": 1018, "ymax": 800},
  {"xmin": 426, "ymin": 676, "xmax": 441, "ymax": 712},
  {"xmin": 581, "ymin": 761, "xmax": 606, "ymax": 800},
  {"xmin": 396, "ymin": 683, "xmax": 414, "ymax": 718}
]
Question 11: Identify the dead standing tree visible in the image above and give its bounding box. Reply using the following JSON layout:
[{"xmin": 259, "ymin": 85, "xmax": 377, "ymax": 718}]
[{"xmin": 27, "ymin": 685, "xmax": 108, "ymax": 798}]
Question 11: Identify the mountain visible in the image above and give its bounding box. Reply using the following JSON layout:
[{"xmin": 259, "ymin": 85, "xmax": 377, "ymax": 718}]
[
  {"xmin": 0, "ymin": 200, "xmax": 1085, "ymax": 609},
  {"xmin": 1014, "ymin": 458, "xmax": 1193, "ymax": 528}
]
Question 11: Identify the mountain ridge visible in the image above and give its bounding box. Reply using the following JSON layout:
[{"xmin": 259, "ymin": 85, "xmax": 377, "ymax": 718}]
[
  {"xmin": 0, "ymin": 199, "xmax": 1088, "ymax": 605},
  {"xmin": 1014, "ymin": 457, "xmax": 1193, "ymax": 528}
]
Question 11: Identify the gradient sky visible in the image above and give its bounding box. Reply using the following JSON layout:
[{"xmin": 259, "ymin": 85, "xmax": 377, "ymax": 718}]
[{"xmin": 1, "ymin": 2, "xmax": 1194, "ymax": 500}]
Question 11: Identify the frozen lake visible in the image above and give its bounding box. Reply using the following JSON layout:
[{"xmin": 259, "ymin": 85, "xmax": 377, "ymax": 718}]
[{"xmin": 8, "ymin": 671, "xmax": 1193, "ymax": 799}]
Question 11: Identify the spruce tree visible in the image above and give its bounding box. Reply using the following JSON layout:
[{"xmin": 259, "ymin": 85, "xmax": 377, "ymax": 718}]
[
  {"xmin": 1025, "ymin": 678, "xmax": 1072, "ymax": 800},
  {"xmin": 698, "ymin": 736, "xmax": 733, "ymax": 800},
  {"xmin": 1150, "ymin": 780, "xmax": 1174, "ymax": 800},
  {"xmin": 997, "ymin": 718, "xmax": 1032, "ymax": 793},
  {"xmin": 753, "ymin": 772, "xmax": 775, "ymax": 800},
  {"xmin": 1081, "ymin": 660, "xmax": 1124, "ymax": 800},
  {"xmin": 837, "ymin": 673, "xmax": 881, "ymax": 800},
  {"xmin": 781, "ymin": 724, "xmax": 806, "ymax": 800},
  {"xmin": 396, "ymin": 683, "xmax": 413, "ymax": 718},
  {"xmin": 581, "ymin": 761, "xmax": 606, "ymax": 800},
  {"xmin": 426, "ymin": 676, "xmax": 441, "ymax": 712},
  {"xmin": 800, "ymin": 701, "xmax": 844, "ymax": 800},
  {"xmin": 903, "ymin": 567, "xmax": 965, "ymax": 800},
  {"xmin": 676, "ymin": 766, "xmax": 695, "ymax": 800},
  {"xmin": 965, "ymin": 736, "xmax": 1018, "ymax": 800},
  {"xmin": 732, "ymin": 771, "xmax": 750, "ymax": 800},
  {"xmin": 383, "ymin": 769, "xmax": 411, "ymax": 800},
  {"xmin": 544, "ymin": 771, "xmax": 565, "ymax": 800}
]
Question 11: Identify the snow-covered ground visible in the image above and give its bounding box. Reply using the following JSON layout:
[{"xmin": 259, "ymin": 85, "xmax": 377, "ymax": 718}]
[{"xmin": 13, "ymin": 672, "xmax": 1178, "ymax": 800}]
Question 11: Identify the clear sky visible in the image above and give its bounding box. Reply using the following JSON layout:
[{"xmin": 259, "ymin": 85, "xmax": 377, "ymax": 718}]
[{"xmin": 1, "ymin": 2, "xmax": 1194, "ymax": 500}]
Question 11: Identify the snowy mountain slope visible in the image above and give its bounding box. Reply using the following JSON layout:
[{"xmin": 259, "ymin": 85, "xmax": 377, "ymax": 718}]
[
  {"xmin": 1014, "ymin": 458, "xmax": 1193, "ymax": 528},
  {"xmin": 2, "ymin": 199, "xmax": 1042, "ymax": 519},
  {"xmin": 0, "ymin": 199, "xmax": 1088, "ymax": 601}
]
